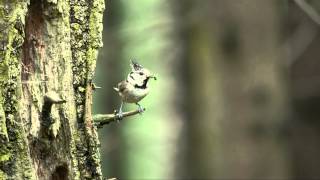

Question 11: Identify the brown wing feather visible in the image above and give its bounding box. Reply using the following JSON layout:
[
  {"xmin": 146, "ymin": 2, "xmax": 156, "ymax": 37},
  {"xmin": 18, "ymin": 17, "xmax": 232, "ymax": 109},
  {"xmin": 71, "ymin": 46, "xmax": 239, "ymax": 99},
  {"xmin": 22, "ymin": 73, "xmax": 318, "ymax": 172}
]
[{"xmin": 117, "ymin": 81, "xmax": 128, "ymax": 93}]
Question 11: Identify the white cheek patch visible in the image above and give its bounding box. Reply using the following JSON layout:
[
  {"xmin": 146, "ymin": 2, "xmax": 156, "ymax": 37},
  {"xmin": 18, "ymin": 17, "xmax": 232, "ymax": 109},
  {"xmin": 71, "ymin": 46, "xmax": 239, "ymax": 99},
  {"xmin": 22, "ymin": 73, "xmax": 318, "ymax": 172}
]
[{"xmin": 127, "ymin": 72, "xmax": 145, "ymax": 86}]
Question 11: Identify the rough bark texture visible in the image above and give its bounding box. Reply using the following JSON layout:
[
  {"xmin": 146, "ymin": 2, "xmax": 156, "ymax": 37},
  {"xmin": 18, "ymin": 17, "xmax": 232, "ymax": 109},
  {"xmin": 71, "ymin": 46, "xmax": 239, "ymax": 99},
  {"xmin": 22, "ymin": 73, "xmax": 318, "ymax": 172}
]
[{"xmin": 0, "ymin": 0, "xmax": 104, "ymax": 179}]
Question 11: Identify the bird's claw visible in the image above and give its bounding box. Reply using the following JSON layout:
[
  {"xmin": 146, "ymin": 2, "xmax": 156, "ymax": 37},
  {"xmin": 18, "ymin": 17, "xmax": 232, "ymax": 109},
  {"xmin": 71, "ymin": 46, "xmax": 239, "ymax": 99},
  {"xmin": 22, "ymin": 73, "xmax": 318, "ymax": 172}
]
[
  {"xmin": 138, "ymin": 108, "xmax": 144, "ymax": 114},
  {"xmin": 137, "ymin": 104, "xmax": 144, "ymax": 114},
  {"xmin": 114, "ymin": 110, "xmax": 123, "ymax": 122}
]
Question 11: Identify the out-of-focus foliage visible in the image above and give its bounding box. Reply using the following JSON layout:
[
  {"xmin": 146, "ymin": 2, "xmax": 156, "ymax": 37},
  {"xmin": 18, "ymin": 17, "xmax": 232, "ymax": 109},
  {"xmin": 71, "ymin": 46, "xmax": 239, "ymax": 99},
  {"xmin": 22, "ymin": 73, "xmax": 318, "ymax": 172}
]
[{"xmin": 94, "ymin": 0, "xmax": 320, "ymax": 179}]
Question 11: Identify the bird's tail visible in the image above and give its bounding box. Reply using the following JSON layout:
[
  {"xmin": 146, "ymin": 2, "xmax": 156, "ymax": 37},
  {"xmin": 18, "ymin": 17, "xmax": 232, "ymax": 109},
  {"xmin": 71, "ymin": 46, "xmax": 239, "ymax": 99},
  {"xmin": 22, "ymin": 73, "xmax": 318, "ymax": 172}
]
[{"xmin": 113, "ymin": 87, "xmax": 119, "ymax": 92}]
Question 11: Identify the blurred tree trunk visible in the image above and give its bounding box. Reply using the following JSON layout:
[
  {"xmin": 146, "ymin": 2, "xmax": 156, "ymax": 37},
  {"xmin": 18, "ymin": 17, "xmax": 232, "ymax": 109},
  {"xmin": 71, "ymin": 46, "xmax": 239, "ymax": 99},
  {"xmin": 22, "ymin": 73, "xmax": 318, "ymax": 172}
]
[
  {"xmin": 214, "ymin": 1, "xmax": 289, "ymax": 178},
  {"xmin": 288, "ymin": 1, "xmax": 320, "ymax": 178},
  {"xmin": 0, "ymin": 0, "xmax": 104, "ymax": 179},
  {"xmin": 177, "ymin": 0, "xmax": 290, "ymax": 178},
  {"xmin": 174, "ymin": 1, "xmax": 223, "ymax": 177}
]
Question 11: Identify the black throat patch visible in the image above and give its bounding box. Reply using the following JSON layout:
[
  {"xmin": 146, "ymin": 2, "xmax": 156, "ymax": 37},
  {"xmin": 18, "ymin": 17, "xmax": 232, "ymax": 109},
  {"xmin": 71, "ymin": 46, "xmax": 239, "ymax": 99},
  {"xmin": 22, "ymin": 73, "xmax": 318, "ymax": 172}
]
[{"xmin": 134, "ymin": 77, "xmax": 150, "ymax": 89}]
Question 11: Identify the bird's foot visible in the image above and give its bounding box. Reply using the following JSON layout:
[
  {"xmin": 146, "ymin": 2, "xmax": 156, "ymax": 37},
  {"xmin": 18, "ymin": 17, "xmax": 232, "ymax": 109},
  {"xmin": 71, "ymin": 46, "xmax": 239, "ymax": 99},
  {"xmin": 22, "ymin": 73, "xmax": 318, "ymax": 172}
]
[
  {"xmin": 115, "ymin": 101, "xmax": 124, "ymax": 123},
  {"xmin": 115, "ymin": 109, "xmax": 123, "ymax": 122},
  {"xmin": 136, "ymin": 103, "xmax": 145, "ymax": 114}
]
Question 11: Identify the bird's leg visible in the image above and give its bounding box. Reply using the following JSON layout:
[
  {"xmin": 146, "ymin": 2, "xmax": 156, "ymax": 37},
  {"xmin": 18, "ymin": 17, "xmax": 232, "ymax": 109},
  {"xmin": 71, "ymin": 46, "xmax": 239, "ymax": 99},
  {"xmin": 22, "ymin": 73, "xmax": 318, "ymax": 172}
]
[
  {"xmin": 115, "ymin": 101, "xmax": 124, "ymax": 121},
  {"xmin": 136, "ymin": 103, "xmax": 144, "ymax": 114}
]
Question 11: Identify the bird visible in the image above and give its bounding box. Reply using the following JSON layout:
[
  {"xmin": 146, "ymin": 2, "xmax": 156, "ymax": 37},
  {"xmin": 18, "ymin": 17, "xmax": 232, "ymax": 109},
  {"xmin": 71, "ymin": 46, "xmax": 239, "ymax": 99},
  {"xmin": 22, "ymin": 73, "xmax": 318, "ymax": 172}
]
[{"xmin": 113, "ymin": 60, "xmax": 157, "ymax": 120}]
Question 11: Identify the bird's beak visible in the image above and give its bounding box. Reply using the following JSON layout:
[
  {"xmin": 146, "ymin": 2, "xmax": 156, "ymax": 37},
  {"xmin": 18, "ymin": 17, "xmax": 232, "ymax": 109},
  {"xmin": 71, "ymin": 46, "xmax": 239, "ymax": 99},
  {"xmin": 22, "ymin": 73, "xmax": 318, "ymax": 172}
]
[{"xmin": 149, "ymin": 74, "xmax": 157, "ymax": 80}]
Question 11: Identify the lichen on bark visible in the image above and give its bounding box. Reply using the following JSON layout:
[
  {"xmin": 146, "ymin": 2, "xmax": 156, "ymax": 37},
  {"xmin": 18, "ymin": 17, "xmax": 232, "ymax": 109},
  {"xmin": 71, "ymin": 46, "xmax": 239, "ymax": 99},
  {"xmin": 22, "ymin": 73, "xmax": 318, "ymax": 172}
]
[
  {"xmin": 0, "ymin": 0, "xmax": 105, "ymax": 179},
  {"xmin": 0, "ymin": 0, "xmax": 36, "ymax": 179},
  {"xmin": 70, "ymin": 0, "xmax": 105, "ymax": 178}
]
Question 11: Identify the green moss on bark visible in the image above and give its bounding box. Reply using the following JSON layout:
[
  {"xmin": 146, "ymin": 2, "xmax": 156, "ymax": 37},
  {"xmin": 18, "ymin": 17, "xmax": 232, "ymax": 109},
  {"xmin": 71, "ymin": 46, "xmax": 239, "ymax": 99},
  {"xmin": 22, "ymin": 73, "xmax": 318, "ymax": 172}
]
[
  {"xmin": 0, "ymin": 0, "xmax": 105, "ymax": 179},
  {"xmin": 70, "ymin": 0, "xmax": 105, "ymax": 179},
  {"xmin": 0, "ymin": 1, "xmax": 36, "ymax": 179}
]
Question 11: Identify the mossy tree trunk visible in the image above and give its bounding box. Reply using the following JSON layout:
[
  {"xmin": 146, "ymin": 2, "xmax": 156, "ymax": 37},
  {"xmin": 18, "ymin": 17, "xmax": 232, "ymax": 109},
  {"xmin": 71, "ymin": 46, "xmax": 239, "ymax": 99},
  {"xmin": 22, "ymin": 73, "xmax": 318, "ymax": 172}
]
[{"xmin": 0, "ymin": 0, "xmax": 104, "ymax": 179}]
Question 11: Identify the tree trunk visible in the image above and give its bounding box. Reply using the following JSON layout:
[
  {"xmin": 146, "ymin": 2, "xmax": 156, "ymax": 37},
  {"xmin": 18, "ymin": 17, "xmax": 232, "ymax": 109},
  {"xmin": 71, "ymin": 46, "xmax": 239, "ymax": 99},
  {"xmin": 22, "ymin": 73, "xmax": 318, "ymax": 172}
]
[
  {"xmin": 176, "ymin": 0, "xmax": 290, "ymax": 178},
  {"xmin": 213, "ymin": 1, "xmax": 290, "ymax": 178},
  {"xmin": 0, "ymin": 0, "xmax": 105, "ymax": 179}
]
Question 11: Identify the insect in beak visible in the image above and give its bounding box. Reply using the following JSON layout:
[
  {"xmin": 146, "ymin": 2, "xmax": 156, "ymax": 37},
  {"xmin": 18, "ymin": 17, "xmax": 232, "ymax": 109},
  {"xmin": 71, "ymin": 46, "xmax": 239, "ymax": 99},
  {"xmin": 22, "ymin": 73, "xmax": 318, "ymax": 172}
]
[{"xmin": 149, "ymin": 75, "xmax": 157, "ymax": 80}]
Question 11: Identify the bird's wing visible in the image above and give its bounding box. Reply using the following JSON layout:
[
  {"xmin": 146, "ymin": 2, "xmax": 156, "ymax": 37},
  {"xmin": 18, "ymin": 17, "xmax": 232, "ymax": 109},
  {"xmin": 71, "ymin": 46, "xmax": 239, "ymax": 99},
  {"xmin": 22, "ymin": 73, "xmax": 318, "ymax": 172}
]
[{"xmin": 114, "ymin": 81, "xmax": 128, "ymax": 93}]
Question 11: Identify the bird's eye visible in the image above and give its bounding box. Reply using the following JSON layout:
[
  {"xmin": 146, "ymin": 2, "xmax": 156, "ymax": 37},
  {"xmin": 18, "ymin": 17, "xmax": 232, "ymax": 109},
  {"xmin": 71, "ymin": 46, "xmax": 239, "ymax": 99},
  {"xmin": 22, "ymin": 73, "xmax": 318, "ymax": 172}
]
[{"xmin": 139, "ymin": 72, "xmax": 144, "ymax": 75}]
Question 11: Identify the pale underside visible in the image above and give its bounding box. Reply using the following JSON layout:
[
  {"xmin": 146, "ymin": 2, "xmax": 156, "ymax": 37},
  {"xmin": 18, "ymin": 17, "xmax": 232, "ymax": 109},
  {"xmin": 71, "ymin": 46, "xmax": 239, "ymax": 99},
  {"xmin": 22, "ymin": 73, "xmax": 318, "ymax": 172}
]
[{"xmin": 116, "ymin": 81, "xmax": 149, "ymax": 103}]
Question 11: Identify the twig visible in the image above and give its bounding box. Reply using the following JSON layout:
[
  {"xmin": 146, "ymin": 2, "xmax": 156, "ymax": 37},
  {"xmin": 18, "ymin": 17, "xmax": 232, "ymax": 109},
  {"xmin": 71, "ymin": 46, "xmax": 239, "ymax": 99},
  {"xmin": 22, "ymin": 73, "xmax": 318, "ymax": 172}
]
[
  {"xmin": 93, "ymin": 108, "xmax": 145, "ymax": 128},
  {"xmin": 283, "ymin": 21, "xmax": 318, "ymax": 66},
  {"xmin": 21, "ymin": 80, "xmax": 48, "ymax": 84},
  {"xmin": 104, "ymin": 177, "xmax": 117, "ymax": 180},
  {"xmin": 294, "ymin": 0, "xmax": 320, "ymax": 26},
  {"xmin": 91, "ymin": 83, "xmax": 102, "ymax": 90}
]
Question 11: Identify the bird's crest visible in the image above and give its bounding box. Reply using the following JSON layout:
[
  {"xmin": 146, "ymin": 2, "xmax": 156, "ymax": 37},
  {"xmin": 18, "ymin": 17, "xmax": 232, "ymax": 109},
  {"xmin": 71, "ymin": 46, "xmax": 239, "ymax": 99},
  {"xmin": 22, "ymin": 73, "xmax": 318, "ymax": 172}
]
[{"xmin": 130, "ymin": 59, "xmax": 143, "ymax": 71}]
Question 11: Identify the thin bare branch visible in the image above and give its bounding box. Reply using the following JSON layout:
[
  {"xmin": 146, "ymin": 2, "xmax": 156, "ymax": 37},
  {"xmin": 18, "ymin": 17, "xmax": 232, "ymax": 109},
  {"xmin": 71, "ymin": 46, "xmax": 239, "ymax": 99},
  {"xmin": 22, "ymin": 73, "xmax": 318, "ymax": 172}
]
[
  {"xmin": 294, "ymin": 0, "xmax": 320, "ymax": 26},
  {"xmin": 283, "ymin": 21, "xmax": 318, "ymax": 66},
  {"xmin": 93, "ymin": 108, "xmax": 145, "ymax": 128}
]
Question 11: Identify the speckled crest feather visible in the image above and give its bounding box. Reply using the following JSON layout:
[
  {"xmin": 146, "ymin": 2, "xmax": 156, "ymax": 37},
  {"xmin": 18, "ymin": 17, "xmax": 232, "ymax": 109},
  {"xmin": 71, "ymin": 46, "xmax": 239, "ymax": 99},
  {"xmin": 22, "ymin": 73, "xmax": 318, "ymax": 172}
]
[{"xmin": 130, "ymin": 59, "xmax": 143, "ymax": 71}]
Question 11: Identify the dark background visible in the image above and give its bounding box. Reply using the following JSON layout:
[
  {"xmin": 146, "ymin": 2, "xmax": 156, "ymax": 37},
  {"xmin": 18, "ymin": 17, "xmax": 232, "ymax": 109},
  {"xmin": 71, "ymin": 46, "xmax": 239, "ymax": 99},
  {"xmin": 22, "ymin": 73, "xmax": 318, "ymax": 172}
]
[{"xmin": 93, "ymin": 0, "xmax": 320, "ymax": 179}]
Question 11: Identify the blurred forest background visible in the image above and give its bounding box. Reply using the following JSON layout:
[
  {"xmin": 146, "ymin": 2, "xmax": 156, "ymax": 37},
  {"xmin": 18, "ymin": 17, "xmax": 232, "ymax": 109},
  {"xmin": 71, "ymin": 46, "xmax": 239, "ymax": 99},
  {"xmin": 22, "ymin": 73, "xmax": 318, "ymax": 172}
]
[{"xmin": 93, "ymin": 0, "xmax": 320, "ymax": 179}]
